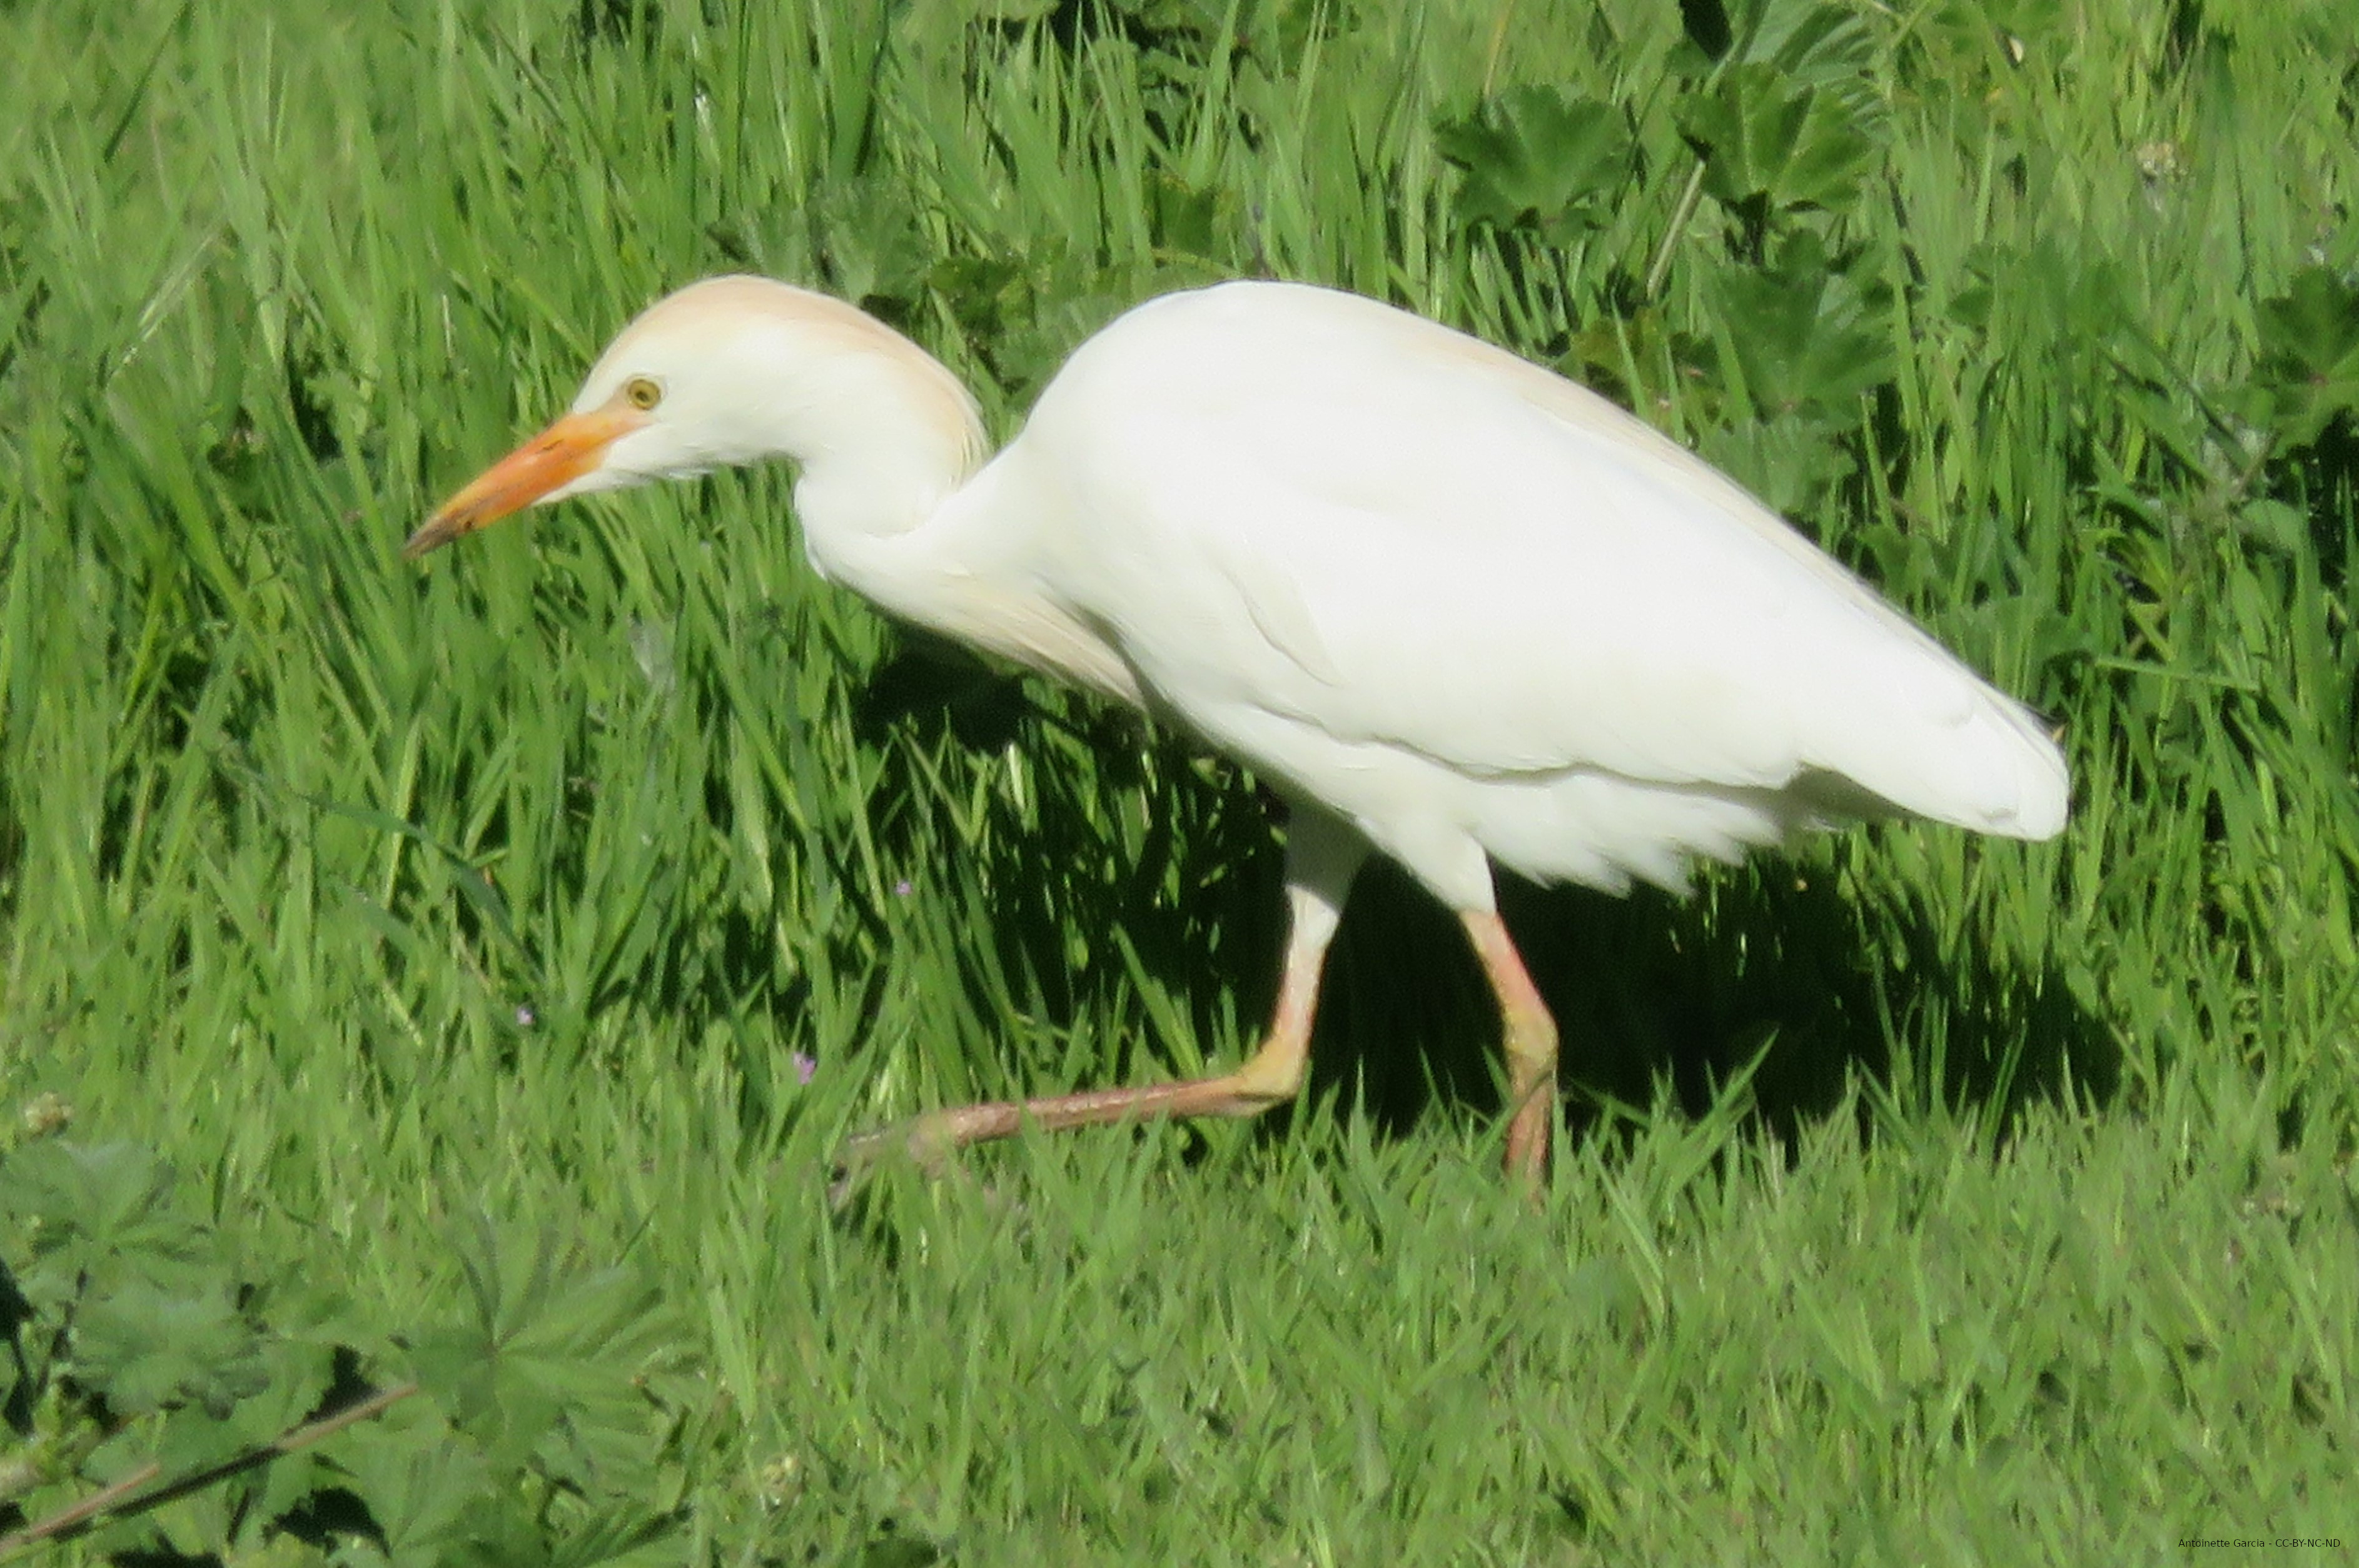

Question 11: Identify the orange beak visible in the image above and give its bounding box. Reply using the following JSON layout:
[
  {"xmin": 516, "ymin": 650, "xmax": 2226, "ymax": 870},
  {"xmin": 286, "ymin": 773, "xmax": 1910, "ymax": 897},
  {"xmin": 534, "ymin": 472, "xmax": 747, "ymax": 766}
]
[{"xmin": 405, "ymin": 405, "xmax": 646, "ymax": 560}]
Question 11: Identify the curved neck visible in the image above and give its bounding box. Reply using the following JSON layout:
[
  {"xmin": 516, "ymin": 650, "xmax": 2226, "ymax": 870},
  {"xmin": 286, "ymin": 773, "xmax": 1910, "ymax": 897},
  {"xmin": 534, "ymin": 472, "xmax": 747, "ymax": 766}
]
[{"xmin": 764, "ymin": 308, "xmax": 989, "ymax": 567}]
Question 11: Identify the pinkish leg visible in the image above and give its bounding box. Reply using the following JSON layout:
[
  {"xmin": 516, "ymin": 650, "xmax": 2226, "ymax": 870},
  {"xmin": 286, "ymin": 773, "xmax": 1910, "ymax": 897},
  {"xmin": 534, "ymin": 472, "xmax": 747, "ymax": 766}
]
[
  {"xmin": 836, "ymin": 808, "xmax": 1366, "ymax": 1186},
  {"xmin": 1462, "ymin": 909, "xmax": 1559, "ymax": 1189}
]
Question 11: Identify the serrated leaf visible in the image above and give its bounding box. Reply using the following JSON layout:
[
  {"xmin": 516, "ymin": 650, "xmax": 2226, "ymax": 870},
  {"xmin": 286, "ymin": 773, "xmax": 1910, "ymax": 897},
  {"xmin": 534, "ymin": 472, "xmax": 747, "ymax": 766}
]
[
  {"xmin": 1434, "ymin": 87, "xmax": 1633, "ymax": 238},
  {"xmin": 1699, "ymin": 411, "xmax": 1856, "ymax": 516},
  {"xmin": 2235, "ymin": 498, "xmax": 2309, "ymax": 553},
  {"xmin": 74, "ymin": 1280, "xmax": 266, "ymax": 1417},
  {"xmin": 2251, "ymin": 265, "xmax": 2359, "ymax": 450},
  {"xmin": 1677, "ymin": 63, "xmax": 1877, "ymax": 214},
  {"xmin": 1707, "ymin": 233, "xmax": 1894, "ymax": 420},
  {"xmin": 1750, "ymin": 0, "xmax": 1879, "ymax": 103},
  {"xmin": 329, "ymin": 1410, "xmax": 512, "ymax": 1567},
  {"xmin": 814, "ymin": 174, "xmax": 932, "ymax": 311},
  {"xmin": 1148, "ymin": 173, "xmax": 1237, "ymax": 260},
  {"xmin": 2, "ymin": 1140, "xmax": 196, "ymax": 1271},
  {"xmin": 408, "ymin": 1220, "xmax": 681, "ymax": 1483},
  {"xmin": 543, "ymin": 1509, "xmax": 688, "ymax": 1568}
]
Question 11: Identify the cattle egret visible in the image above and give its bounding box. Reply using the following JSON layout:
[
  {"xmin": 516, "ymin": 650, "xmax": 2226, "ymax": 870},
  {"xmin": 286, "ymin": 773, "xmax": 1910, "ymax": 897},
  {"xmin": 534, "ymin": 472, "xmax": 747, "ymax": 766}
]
[{"xmin": 410, "ymin": 276, "xmax": 2068, "ymax": 1184}]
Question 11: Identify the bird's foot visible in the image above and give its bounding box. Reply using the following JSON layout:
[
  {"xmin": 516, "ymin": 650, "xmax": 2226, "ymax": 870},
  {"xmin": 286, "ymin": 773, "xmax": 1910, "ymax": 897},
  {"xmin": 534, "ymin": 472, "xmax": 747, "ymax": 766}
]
[{"xmin": 829, "ymin": 1111, "xmax": 963, "ymax": 1208}]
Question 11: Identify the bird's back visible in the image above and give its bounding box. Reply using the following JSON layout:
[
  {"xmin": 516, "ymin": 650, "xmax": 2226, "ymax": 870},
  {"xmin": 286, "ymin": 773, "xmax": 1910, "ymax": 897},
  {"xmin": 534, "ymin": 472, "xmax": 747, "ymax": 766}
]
[{"xmin": 996, "ymin": 281, "xmax": 2064, "ymax": 895}]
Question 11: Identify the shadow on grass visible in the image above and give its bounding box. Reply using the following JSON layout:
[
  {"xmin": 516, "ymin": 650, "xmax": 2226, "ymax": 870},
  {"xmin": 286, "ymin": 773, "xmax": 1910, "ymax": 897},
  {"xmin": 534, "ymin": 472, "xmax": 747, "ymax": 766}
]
[
  {"xmin": 1298, "ymin": 862, "xmax": 2116, "ymax": 1154},
  {"xmin": 841, "ymin": 634, "xmax": 2118, "ymax": 1157}
]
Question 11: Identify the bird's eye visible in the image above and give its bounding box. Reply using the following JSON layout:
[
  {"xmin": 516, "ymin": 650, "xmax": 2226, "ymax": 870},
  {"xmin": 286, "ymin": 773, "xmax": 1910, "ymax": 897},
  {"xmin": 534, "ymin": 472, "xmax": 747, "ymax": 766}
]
[{"xmin": 624, "ymin": 376, "xmax": 662, "ymax": 411}]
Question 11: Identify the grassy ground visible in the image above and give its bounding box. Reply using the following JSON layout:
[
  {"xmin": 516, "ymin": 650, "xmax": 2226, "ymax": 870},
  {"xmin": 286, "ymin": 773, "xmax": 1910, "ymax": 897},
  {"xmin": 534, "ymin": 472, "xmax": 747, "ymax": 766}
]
[{"xmin": 1, "ymin": 0, "xmax": 2355, "ymax": 1560}]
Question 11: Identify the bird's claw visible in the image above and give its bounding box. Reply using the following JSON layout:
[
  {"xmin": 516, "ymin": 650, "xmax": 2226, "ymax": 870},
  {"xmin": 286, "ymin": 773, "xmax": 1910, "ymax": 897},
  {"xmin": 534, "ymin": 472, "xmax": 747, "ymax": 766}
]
[{"xmin": 826, "ymin": 1112, "xmax": 966, "ymax": 1209}]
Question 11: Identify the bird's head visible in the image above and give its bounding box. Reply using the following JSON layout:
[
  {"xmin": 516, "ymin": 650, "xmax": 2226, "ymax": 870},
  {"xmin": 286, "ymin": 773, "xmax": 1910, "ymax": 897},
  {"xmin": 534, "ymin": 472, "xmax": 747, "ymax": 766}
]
[{"xmin": 405, "ymin": 275, "xmax": 924, "ymax": 560}]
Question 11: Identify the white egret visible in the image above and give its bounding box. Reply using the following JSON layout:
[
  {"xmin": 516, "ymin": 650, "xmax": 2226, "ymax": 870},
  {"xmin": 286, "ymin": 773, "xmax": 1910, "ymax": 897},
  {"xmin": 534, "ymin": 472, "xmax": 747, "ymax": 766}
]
[{"xmin": 410, "ymin": 275, "xmax": 2068, "ymax": 1182}]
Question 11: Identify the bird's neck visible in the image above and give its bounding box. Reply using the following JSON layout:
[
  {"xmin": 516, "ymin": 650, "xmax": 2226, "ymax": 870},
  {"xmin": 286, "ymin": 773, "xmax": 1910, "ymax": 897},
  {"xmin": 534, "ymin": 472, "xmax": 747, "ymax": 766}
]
[
  {"xmin": 783, "ymin": 354, "xmax": 1004, "ymax": 640},
  {"xmin": 791, "ymin": 403, "xmax": 986, "ymax": 563},
  {"xmin": 743, "ymin": 302, "xmax": 988, "ymax": 573},
  {"xmin": 721, "ymin": 288, "xmax": 1138, "ymax": 704}
]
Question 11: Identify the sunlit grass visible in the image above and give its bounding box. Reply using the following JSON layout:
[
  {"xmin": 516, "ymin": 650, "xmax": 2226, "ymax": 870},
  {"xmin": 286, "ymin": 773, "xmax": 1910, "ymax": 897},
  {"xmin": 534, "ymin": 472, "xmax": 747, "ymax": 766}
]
[{"xmin": 1, "ymin": 0, "xmax": 2354, "ymax": 1559}]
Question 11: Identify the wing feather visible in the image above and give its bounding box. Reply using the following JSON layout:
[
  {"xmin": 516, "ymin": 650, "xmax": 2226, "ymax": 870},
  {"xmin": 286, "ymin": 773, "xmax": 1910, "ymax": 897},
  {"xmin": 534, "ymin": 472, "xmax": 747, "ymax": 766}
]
[{"xmin": 1021, "ymin": 281, "xmax": 2067, "ymax": 840}]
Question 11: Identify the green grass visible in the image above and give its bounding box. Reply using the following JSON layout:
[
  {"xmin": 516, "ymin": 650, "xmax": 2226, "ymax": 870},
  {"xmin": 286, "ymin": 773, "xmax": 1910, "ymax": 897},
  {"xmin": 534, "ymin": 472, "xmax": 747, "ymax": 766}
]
[{"xmin": 1, "ymin": 0, "xmax": 2355, "ymax": 1560}]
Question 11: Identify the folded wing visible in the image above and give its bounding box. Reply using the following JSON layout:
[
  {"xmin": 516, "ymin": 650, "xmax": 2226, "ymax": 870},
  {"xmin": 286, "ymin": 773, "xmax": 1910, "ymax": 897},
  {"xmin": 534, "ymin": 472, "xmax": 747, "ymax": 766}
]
[{"xmin": 1024, "ymin": 282, "xmax": 2068, "ymax": 842}]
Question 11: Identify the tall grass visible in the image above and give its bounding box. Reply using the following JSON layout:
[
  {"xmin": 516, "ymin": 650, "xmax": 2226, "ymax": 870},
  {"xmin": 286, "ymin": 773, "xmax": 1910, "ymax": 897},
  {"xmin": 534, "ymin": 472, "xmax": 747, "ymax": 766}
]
[{"xmin": 1, "ymin": 0, "xmax": 2353, "ymax": 1559}]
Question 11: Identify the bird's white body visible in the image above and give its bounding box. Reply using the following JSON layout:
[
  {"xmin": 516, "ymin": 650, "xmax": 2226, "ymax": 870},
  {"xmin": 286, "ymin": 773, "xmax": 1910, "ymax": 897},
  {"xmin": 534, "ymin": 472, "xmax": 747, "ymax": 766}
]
[
  {"xmin": 740, "ymin": 278, "xmax": 2065, "ymax": 910},
  {"xmin": 422, "ymin": 271, "xmax": 2068, "ymax": 1178}
]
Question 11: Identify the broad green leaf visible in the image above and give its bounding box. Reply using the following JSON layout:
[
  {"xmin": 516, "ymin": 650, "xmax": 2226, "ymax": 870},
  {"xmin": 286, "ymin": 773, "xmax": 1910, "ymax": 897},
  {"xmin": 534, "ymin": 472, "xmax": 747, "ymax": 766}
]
[
  {"xmin": 1434, "ymin": 87, "xmax": 1634, "ymax": 239},
  {"xmin": 1, "ymin": 1141, "xmax": 210, "ymax": 1311},
  {"xmin": 814, "ymin": 174, "xmax": 934, "ymax": 312},
  {"xmin": 1148, "ymin": 174, "xmax": 1241, "ymax": 261},
  {"xmin": 1699, "ymin": 411, "xmax": 1855, "ymax": 517},
  {"xmin": 1677, "ymin": 63, "xmax": 1879, "ymax": 215},
  {"xmin": 2235, "ymin": 498, "xmax": 2310, "ymax": 554},
  {"xmin": 1707, "ymin": 233, "xmax": 1894, "ymax": 420},
  {"xmin": 408, "ymin": 1220, "xmax": 680, "ymax": 1483},
  {"xmin": 2251, "ymin": 265, "xmax": 2359, "ymax": 450},
  {"xmin": 73, "ymin": 1280, "xmax": 265, "ymax": 1417}
]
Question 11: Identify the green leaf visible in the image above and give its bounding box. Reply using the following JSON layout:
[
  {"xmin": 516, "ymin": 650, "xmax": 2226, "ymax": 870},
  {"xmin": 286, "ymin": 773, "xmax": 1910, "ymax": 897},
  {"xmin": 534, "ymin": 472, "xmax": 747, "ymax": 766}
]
[
  {"xmin": 898, "ymin": 0, "xmax": 1054, "ymax": 32},
  {"xmin": 1, "ymin": 1141, "xmax": 210, "ymax": 1312},
  {"xmin": 2234, "ymin": 498, "xmax": 2310, "ymax": 554},
  {"xmin": 2251, "ymin": 265, "xmax": 2359, "ymax": 450},
  {"xmin": 328, "ymin": 1408, "xmax": 512, "ymax": 1567},
  {"xmin": 1677, "ymin": 63, "xmax": 1878, "ymax": 215},
  {"xmin": 1148, "ymin": 173, "xmax": 1238, "ymax": 261},
  {"xmin": 814, "ymin": 174, "xmax": 934, "ymax": 311},
  {"xmin": 408, "ymin": 1220, "xmax": 680, "ymax": 1484},
  {"xmin": 1698, "ymin": 411, "xmax": 1856, "ymax": 517},
  {"xmin": 1707, "ymin": 233, "xmax": 1894, "ymax": 421},
  {"xmin": 74, "ymin": 1280, "xmax": 265, "ymax": 1417},
  {"xmin": 1434, "ymin": 87, "xmax": 1634, "ymax": 239}
]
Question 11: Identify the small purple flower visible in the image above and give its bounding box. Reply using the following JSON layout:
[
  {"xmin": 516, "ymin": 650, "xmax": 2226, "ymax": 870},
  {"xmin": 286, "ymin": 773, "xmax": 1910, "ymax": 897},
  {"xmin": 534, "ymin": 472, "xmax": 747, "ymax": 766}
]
[
  {"xmin": 791, "ymin": 1052, "xmax": 817, "ymax": 1085},
  {"xmin": 893, "ymin": 878, "xmax": 912, "ymax": 898},
  {"xmin": 515, "ymin": 1005, "xmax": 537, "ymax": 1028}
]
